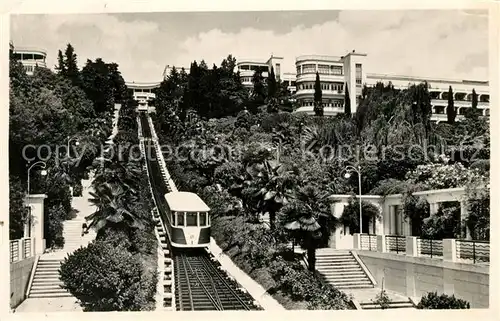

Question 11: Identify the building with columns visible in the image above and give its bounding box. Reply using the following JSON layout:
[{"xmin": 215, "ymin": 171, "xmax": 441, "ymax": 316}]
[
  {"xmin": 126, "ymin": 81, "xmax": 161, "ymax": 110},
  {"xmin": 328, "ymin": 186, "xmax": 486, "ymax": 250}
]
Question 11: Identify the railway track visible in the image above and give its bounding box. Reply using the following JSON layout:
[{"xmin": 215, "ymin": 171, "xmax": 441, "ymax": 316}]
[
  {"xmin": 174, "ymin": 249, "xmax": 259, "ymax": 311},
  {"xmin": 139, "ymin": 112, "xmax": 260, "ymax": 311}
]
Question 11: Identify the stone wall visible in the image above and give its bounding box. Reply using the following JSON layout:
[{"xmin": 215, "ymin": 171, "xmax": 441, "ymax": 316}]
[
  {"xmin": 10, "ymin": 256, "xmax": 35, "ymax": 309},
  {"xmin": 357, "ymin": 250, "xmax": 489, "ymax": 308}
]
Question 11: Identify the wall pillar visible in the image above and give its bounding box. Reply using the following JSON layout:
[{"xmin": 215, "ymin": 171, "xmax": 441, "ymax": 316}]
[
  {"xmin": 406, "ymin": 236, "xmax": 418, "ymax": 257},
  {"xmin": 377, "ymin": 235, "xmax": 386, "ymax": 253},
  {"xmin": 23, "ymin": 194, "xmax": 47, "ymax": 255},
  {"xmin": 443, "ymin": 239, "xmax": 457, "ymax": 262},
  {"xmin": 353, "ymin": 233, "xmax": 361, "ymax": 249}
]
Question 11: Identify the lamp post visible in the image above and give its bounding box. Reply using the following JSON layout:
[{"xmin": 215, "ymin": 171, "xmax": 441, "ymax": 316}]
[
  {"xmin": 27, "ymin": 161, "xmax": 47, "ymax": 196},
  {"xmin": 344, "ymin": 164, "xmax": 362, "ymax": 234},
  {"xmin": 67, "ymin": 136, "xmax": 80, "ymax": 158}
]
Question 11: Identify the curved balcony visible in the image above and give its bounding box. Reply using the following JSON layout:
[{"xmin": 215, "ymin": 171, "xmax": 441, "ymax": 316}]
[
  {"xmin": 296, "ymin": 72, "xmax": 345, "ymax": 82},
  {"xmin": 296, "ymin": 55, "xmax": 342, "ymax": 64},
  {"xmin": 295, "ymin": 88, "xmax": 345, "ymax": 98},
  {"xmin": 293, "ymin": 106, "xmax": 344, "ymax": 116}
]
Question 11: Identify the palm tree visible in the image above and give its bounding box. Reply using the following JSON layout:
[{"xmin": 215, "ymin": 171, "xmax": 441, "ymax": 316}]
[
  {"xmin": 86, "ymin": 182, "xmax": 144, "ymax": 237},
  {"xmin": 246, "ymin": 159, "xmax": 296, "ymax": 230},
  {"xmin": 283, "ymin": 185, "xmax": 340, "ymax": 272}
]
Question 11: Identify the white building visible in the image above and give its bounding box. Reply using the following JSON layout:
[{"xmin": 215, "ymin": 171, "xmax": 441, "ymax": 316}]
[
  {"xmin": 366, "ymin": 74, "xmax": 490, "ymax": 122},
  {"xmin": 12, "ymin": 47, "xmax": 47, "ymax": 76},
  {"xmin": 289, "ymin": 51, "xmax": 489, "ymax": 122},
  {"xmin": 126, "ymin": 81, "xmax": 161, "ymax": 111},
  {"xmin": 236, "ymin": 55, "xmax": 285, "ymax": 88},
  {"xmin": 294, "ymin": 51, "xmax": 366, "ymax": 116}
]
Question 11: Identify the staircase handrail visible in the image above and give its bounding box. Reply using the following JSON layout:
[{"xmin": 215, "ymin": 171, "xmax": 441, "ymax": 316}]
[
  {"xmin": 25, "ymin": 254, "xmax": 40, "ymax": 298},
  {"xmin": 351, "ymin": 250, "xmax": 377, "ymax": 286}
]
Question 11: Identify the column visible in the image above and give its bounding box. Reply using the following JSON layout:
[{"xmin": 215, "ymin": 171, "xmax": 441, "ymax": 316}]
[
  {"xmin": 377, "ymin": 235, "xmax": 386, "ymax": 253},
  {"xmin": 429, "ymin": 202, "xmax": 439, "ymax": 215},
  {"xmin": 24, "ymin": 194, "xmax": 47, "ymax": 255},
  {"xmin": 406, "ymin": 236, "xmax": 418, "ymax": 257},
  {"xmin": 460, "ymin": 200, "xmax": 471, "ymax": 240},
  {"xmin": 443, "ymin": 239, "xmax": 457, "ymax": 262}
]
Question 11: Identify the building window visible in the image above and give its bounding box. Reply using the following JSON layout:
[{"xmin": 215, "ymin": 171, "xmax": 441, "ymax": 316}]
[
  {"xmin": 434, "ymin": 106, "xmax": 445, "ymax": 114},
  {"xmin": 318, "ymin": 64, "xmax": 330, "ymax": 74},
  {"xmin": 355, "ymin": 63, "xmax": 362, "ymax": 86},
  {"xmin": 331, "ymin": 65, "xmax": 343, "ymax": 75},
  {"xmin": 275, "ymin": 63, "xmax": 281, "ymax": 80},
  {"xmin": 302, "ymin": 64, "xmax": 316, "ymax": 74}
]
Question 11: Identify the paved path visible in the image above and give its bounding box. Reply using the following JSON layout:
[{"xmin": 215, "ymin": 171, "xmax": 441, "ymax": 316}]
[{"xmin": 14, "ymin": 105, "xmax": 121, "ymax": 313}]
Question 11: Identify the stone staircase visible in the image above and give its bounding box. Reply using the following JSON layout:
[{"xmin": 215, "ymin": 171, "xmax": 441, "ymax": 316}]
[
  {"xmin": 27, "ymin": 181, "xmax": 97, "ymax": 299},
  {"xmin": 28, "ymin": 258, "xmax": 71, "ymax": 298},
  {"xmin": 316, "ymin": 249, "xmax": 374, "ymax": 289},
  {"xmin": 152, "ymin": 209, "xmax": 174, "ymax": 311}
]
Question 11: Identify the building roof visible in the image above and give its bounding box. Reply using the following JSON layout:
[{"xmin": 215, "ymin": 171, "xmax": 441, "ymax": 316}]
[
  {"xmin": 12, "ymin": 47, "xmax": 47, "ymax": 56},
  {"xmin": 366, "ymin": 73, "xmax": 489, "ymax": 86},
  {"xmin": 165, "ymin": 191, "xmax": 210, "ymax": 212},
  {"xmin": 125, "ymin": 81, "xmax": 162, "ymax": 89}
]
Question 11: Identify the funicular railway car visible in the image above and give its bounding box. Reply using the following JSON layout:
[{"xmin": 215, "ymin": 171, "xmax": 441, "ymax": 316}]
[{"xmin": 163, "ymin": 191, "xmax": 211, "ymax": 248}]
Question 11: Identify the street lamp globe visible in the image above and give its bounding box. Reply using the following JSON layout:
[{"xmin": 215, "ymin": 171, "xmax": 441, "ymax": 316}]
[
  {"xmin": 40, "ymin": 170, "xmax": 47, "ymax": 176},
  {"xmin": 344, "ymin": 172, "xmax": 351, "ymax": 179},
  {"xmin": 75, "ymin": 141, "xmax": 80, "ymax": 146}
]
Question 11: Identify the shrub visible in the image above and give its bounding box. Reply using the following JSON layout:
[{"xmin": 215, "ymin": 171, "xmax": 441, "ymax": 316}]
[
  {"xmin": 417, "ymin": 292, "xmax": 470, "ymax": 309},
  {"xmin": 59, "ymin": 239, "xmax": 157, "ymax": 311}
]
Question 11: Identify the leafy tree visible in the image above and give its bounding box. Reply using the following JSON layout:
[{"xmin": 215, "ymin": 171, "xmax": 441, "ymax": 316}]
[
  {"xmin": 313, "ymin": 72, "xmax": 323, "ymax": 116},
  {"xmin": 251, "ymin": 67, "xmax": 267, "ymax": 105},
  {"xmin": 446, "ymin": 86, "xmax": 455, "ymax": 124},
  {"xmin": 344, "ymin": 83, "xmax": 351, "ymax": 117}
]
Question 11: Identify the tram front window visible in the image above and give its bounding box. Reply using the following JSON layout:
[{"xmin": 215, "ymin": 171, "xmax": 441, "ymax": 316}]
[
  {"xmin": 199, "ymin": 212, "xmax": 207, "ymax": 226},
  {"xmin": 177, "ymin": 212, "xmax": 185, "ymax": 226},
  {"xmin": 186, "ymin": 212, "xmax": 197, "ymax": 227}
]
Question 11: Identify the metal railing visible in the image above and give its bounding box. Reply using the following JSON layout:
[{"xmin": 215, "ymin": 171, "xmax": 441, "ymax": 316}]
[
  {"xmin": 10, "ymin": 238, "xmax": 34, "ymax": 263},
  {"xmin": 456, "ymin": 240, "xmax": 490, "ymax": 264},
  {"xmin": 417, "ymin": 238, "xmax": 443, "ymax": 258},
  {"xmin": 360, "ymin": 234, "xmax": 377, "ymax": 251},
  {"xmin": 385, "ymin": 235, "xmax": 406, "ymax": 254}
]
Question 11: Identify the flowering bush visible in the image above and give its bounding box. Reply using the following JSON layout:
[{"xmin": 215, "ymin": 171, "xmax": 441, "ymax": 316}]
[{"xmin": 405, "ymin": 163, "xmax": 484, "ymax": 189}]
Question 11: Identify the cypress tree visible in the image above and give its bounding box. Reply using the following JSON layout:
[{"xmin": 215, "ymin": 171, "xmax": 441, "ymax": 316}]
[
  {"xmin": 267, "ymin": 66, "xmax": 277, "ymax": 99},
  {"xmin": 446, "ymin": 85, "xmax": 455, "ymax": 124},
  {"xmin": 344, "ymin": 83, "xmax": 351, "ymax": 117},
  {"xmin": 313, "ymin": 72, "xmax": 323, "ymax": 117},
  {"xmin": 56, "ymin": 50, "xmax": 66, "ymax": 74},
  {"xmin": 64, "ymin": 44, "xmax": 80, "ymax": 86},
  {"xmin": 470, "ymin": 88, "xmax": 479, "ymax": 120}
]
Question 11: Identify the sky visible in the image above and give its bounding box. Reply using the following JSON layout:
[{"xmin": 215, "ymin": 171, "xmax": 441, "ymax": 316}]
[{"xmin": 10, "ymin": 10, "xmax": 488, "ymax": 83}]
